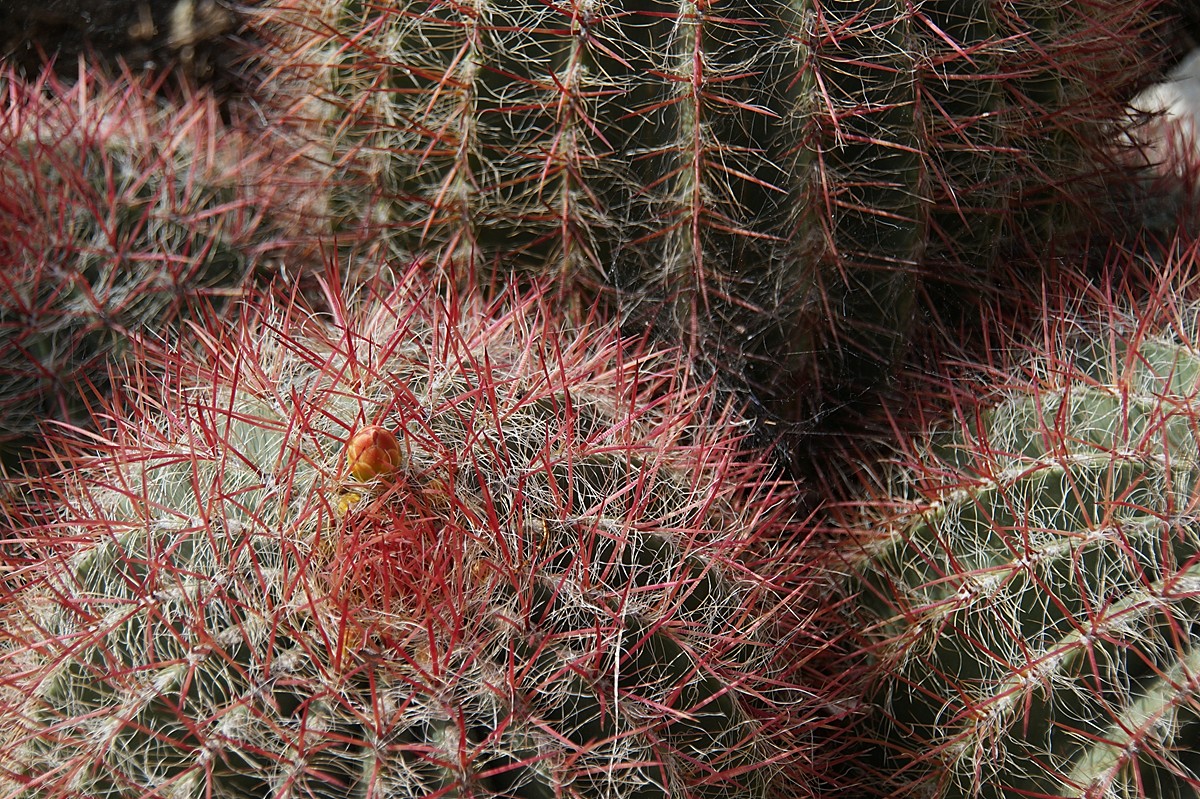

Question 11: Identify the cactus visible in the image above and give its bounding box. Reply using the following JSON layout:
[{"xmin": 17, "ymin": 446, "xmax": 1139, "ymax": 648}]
[
  {"xmin": 250, "ymin": 0, "xmax": 1164, "ymax": 410},
  {"xmin": 832, "ymin": 262, "xmax": 1200, "ymax": 798},
  {"xmin": 0, "ymin": 268, "xmax": 822, "ymax": 798},
  {"xmin": 0, "ymin": 64, "xmax": 320, "ymax": 463}
]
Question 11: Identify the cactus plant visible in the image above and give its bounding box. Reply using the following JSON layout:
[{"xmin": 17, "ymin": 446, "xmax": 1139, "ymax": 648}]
[
  {"xmin": 0, "ymin": 267, "xmax": 825, "ymax": 798},
  {"xmin": 831, "ymin": 258, "xmax": 1200, "ymax": 798},
  {"xmin": 249, "ymin": 0, "xmax": 1166, "ymax": 411},
  {"xmin": 0, "ymin": 64, "xmax": 323, "ymax": 463}
]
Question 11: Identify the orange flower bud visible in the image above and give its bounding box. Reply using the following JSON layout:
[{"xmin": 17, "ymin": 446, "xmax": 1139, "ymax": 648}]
[{"xmin": 346, "ymin": 425, "xmax": 403, "ymax": 482}]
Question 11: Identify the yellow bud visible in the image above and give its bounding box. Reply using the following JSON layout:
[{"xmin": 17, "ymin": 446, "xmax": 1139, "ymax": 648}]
[
  {"xmin": 336, "ymin": 491, "xmax": 362, "ymax": 516},
  {"xmin": 346, "ymin": 425, "xmax": 403, "ymax": 482}
]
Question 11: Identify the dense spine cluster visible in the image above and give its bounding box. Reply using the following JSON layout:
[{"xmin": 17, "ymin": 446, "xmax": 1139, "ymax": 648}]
[
  {"xmin": 0, "ymin": 271, "xmax": 819, "ymax": 798},
  {"xmin": 836, "ymin": 276, "xmax": 1200, "ymax": 798},
  {"xmin": 254, "ymin": 0, "xmax": 1162, "ymax": 406},
  {"xmin": 1, "ymin": 2, "xmax": 1195, "ymax": 796},
  {"xmin": 0, "ymin": 65, "xmax": 318, "ymax": 460}
]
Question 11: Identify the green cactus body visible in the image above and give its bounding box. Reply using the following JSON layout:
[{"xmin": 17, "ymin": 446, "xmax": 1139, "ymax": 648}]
[
  {"xmin": 259, "ymin": 0, "xmax": 1157, "ymax": 406},
  {"xmin": 0, "ymin": 273, "xmax": 812, "ymax": 798},
  {"xmin": 842, "ymin": 308, "xmax": 1200, "ymax": 797},
  {"xmin": 0, "ymin": 66, "xmax": 320, "ymax": 461}
]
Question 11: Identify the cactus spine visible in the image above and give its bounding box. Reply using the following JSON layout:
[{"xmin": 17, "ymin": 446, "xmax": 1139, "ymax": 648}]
[
  {"xmin": 0, "ymin": 271, "xmax": 818, "ymax": 798},
  {"xmin": 0, "ymin": 65, "xmax": 318, "ymax": 461},
  {"xmin": 836, "ymin": 272, "xmax": 1200, "ymax": 798},
  {"xmin": 254, "ymin": 0, "xmax": 1162, "ymax": 407}
]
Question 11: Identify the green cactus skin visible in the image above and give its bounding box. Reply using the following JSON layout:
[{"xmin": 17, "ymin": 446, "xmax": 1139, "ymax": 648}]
[
  {"xmin": 0, "ymin": 65, "xmax": 316, "ymax": 463},
  {"xmin": 838, "ymin": 290, "xmax": 1200, "ymax": 797},
  {"xmin": 0, "ymin": 270, "xmax": 817, "ymax": 799},
  {"xmin": 254, "ymin": 0, "xmax": 1162, "ymax": 410}
]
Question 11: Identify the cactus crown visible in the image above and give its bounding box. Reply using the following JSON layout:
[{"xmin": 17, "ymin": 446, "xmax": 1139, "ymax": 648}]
[{"xmin": 0, "ymin": 270, "xmax": 816, "ymax": 799}]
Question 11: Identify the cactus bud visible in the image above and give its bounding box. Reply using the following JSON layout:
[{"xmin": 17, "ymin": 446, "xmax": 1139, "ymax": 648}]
[{"xmin": 346, "ymin": 425, "xmax": 402, "ymax": 482}]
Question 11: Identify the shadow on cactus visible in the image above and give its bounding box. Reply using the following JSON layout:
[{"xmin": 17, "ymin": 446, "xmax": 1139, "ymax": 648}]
[
  {"xmin": 0, "ymin": 0, "xmax": 236, "ymax": 80},
  {"xmin": 0, "ymin": 265, "xmax": 831, "ymax": 798},
  {"xmin": 830, "ymin": 254, "xmax": 1200, "ymax": 798},
  {"xmin": 249, "ymin": 0, "xmax": 1165, "ymax": 418},
  {"xmin": 0, "ymin": 64, "xmax": 321, "ymax": 466}
]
